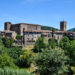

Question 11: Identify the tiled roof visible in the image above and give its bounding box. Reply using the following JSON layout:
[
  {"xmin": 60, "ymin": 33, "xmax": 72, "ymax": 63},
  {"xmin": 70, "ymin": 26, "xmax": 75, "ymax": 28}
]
[
  {"xmin": 16, "ymin": 23, "xmax": 41, "ymax": 26},
  {"xmin": 24, "ymin": 30, "xmax": 75, "ymax": 34},
  {"xmin": 3, "ymin": 30, "xmax": 16, "ymax": 33}
]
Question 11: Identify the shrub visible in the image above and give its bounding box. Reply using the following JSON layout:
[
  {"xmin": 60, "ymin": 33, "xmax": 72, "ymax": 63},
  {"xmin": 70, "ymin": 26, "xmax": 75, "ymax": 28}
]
[
  {"xmin": 66, "ymin": 40, "xmax": 75, "ymax": 66},
  {"xmin": 17, "ymin": 51, "xmax": 33, "ymax": 68},
  {"xmin": 0, "ymin": 53, "xmax": 17, "ymax": 68},
  {"xmin": 33, "ymin": 37, "xmax": 47, "ymax": 53},
  {"xmin": 59, "ymin": 36, "xmax": 70, "ymax": 50},
  {"xmin": 48, "ymin": 38, "xmax": 57, "ymax": 49},
  {"xmin": 2, "ymin": 37, "xmax": 14, "ymax": 47},
  {"xmin": 34, "ymin": 47, "xmax": 69, "ymax": 75},
  {"xmin": 16, "ymin": 34, "xmax": 22, "ymax": 40},
  {"xmin": 8, "ymin": 47, "xmax": 24, "ymax": 64},
  {"xmin": 0, "ymin": 67, "xmax": 33, "ymax": 75}
]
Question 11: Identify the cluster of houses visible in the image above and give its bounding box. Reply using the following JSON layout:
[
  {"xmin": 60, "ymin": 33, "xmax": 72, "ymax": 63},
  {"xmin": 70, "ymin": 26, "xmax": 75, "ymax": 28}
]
[{"xmin": 0, "ymin": 21, "xmax": 75, "ymax": 46}]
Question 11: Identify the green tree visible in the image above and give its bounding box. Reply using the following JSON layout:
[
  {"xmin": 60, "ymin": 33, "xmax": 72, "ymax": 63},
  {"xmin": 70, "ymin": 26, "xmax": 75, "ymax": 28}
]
[
  {"xmin": 34, "ymin": 47, "xmax": 69, "ymax": 75},
  {"xmin": 2, "ymin": 37, "xmax": 14, "ymax": 47},
  {"xmin": 17, "ymin": 51, "xmax": 33, "ymax": 68},
  {"xmin": 59, "ymin": 36, "xmax": 70, "ymax": 50},
  {"xmin": 8, "ymin": 47, "xmax": 24, "ymax": 64},
  {"xmin": 66, "ymin": 40, "xmax": 75, "ymax": 66},
  {"xmin": 0, "ymin": 37, "xmax": 5, "ymax": 55},
  {"xmin": 48, "ymin": 38, "xmax": 57, "ymax": 49},
  {"xmin": 33, "ymin": 37, "xmax": 47, "ymax": 53},
  {"xmin": 0, "ymin": 53, "xmax": 17, "ymax": 68},
  {"xmin": 16, "ymin": 34, "xmax": 22, "ymax": 40}
]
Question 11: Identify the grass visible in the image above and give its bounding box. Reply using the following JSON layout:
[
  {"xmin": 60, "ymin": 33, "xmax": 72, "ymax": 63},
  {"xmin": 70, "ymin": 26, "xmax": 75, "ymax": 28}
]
[{"xmin": 0, "ymin": 67, "xmax": 34, "ymax": 75}]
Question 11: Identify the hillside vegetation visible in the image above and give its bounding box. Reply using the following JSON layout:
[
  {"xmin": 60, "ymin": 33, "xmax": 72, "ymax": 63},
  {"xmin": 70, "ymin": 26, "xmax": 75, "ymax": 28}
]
[
  {"xmin": 68, "ymin": 28, "xmax": 75, "ymax": 32},
  {"xmin": 0, "ymin": 35, "xmax": 75, "ymax": 75},
  {"xmin": 41, "ymin": 26, "xmax": 58, "ymax": 31}
]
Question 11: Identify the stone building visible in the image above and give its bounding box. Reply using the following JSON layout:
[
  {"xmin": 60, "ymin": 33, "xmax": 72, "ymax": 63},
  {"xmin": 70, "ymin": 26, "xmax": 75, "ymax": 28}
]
[
  {"xmin": 60, "ymin": 21, "xmax": 67, "ymax": 31},
  {"xmin": 4, "ymin": 22, "xmax": 41, "ymax": 36},
  {"xmin": 0, "ymin": 21, "xmax": 75, "ymax": 46}
]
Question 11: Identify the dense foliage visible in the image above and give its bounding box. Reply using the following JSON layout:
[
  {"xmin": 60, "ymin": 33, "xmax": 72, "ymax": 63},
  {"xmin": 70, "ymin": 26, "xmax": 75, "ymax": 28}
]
[
  {"xmin": 16, "ymin": 34, "xmax": 22, "ymax": 40},
  {"xmin": 8, "ymin": 47, "xmax": 24, "ymax": 64},
  {"xmin": 41, "ymin": 26, "xmax": 58, "ymax": 31},
  {"xmin": 17, "ymin": 51, "xmax": 33, "ymax": 68},
  {"xmin": 0, "ymin": 35, "xmax": 75, "ymax": 75},
  {"xmin": 2, "ymin": 37, "xmax": 14, "ymax": 47},
  {"xmin": 0, "ymin": 53, "xmax": 17, "ymax": 68},
  {"xmin": 59, "ymin": 36, "xmax": 70, "ymax": 49},
  {"xmin": 0, "ymin": 67, "xmax": 33, "ymax": 75},
  {"xmin": 48, "ymin": 38, "xmax": 57, "ymax": 49},
  {"xmin": 0, "ymin": 36, "xmax": 33, "ymax": 74},
  {"xmin": 0, "ymin": 37, "xmax": 17, "ymax": 68},
  {"xmin": 66, "ymin": 40, "xmax": 75, "ymax": 66},
  {"xmin": 33, "ymin": 37, "xmax": 47, "ymax": 53},
  {"xmin": 34, "ymin": 47, "xmax": 69, "ymax": 75}
]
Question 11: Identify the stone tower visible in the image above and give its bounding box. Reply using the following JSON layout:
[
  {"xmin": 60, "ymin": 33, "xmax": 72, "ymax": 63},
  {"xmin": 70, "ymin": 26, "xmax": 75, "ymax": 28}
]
[
  {"xmin": 60, "ymin": 21, "xmax": 67, "ymax": 31},
  {"xmin": 4, "ymin": 22, "xmax": 11, "ymax": 30}
]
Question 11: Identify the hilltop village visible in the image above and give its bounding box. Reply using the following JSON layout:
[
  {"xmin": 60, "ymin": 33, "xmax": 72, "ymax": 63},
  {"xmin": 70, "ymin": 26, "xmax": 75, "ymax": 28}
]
[
  {"xmin": 0, "ymin": 21, "xmax": 75, "ymax": 74},
  {"xmin": 0, "ymin": 21, "xmax": 75, "ymax": 46}
]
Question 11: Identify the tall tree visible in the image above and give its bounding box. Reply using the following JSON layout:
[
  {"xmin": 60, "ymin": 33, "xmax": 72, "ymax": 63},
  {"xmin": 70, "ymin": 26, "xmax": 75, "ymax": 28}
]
[
  {"xmin": 2, "ymin": 37, "xmax": 14, "ymax": 47},
  {"xmin": 66, "ymin": 40, "xmax": 75, "ymax": 66},
  {"xmin": 59, "ymin": 36, "xmax": 70, "ymax": 50},
  {"xmin": 48, "ymin": 38, "xmax": 57, "ymax": 49},
  {"xmin": 33, "ymin": 37, "xmax": 47, "ymax": 53},
  {"xmin": 34, "ymin": 47, "xmax": 69, "ymax": 75}
]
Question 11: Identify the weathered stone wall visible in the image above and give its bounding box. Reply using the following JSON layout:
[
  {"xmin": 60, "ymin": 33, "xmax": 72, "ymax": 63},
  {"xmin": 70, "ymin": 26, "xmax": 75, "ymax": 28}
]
[
  {"xmin": 60, "ymin": 21, "xmax": 67, "ymax": 31},
  {"xmin": 23, "ymin": 32, "xmax": 41, "ymax": 45},
  {"xmin": 4, "ymin": 22, "xmax": 11, "ymax": 30}
]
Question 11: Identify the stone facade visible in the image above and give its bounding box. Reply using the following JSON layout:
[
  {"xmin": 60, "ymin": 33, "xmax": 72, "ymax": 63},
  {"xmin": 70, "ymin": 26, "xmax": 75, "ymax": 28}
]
[
  {"xmin": 4, "ymin": 22, "xmax": 41, "ymax": 36},
  {"xmin": 60, "ymin": 21, "xmax": 67, "ymax": 31},
  {"xmin": 0, "ymin": 21, "xmax": 74, "ymax": 46}
]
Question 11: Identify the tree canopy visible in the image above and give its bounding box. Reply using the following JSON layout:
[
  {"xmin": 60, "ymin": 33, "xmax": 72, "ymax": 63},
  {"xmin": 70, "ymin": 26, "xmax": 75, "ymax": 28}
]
[
  {"xmin": 16, "ymin": 34, "xmax": 22, "ymax": 40},
  {"xmin": 48, "ymin": 38, "xmax": 57, "ymax": 49},
  {"xmin": 33, "ymin": 37, "xmax": 47, "ymax": 53},
  {"xmin": 34, "ymin": 47, "xmax": 69, "ymax": 75},
  {"xmin": 59, "ymin": 36, "xmax": 70, "ymax": 50}
]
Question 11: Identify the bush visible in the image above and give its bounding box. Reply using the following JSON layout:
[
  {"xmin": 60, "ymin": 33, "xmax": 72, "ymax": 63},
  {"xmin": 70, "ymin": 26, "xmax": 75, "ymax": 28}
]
[
  {"xmin": 2, "ymin": 37, "xmax": 14, "ymax": 47},
  {"xmin": 48, "ymin": 38, "xmax": 57, "ymax": 49},
  {"xmin": 0, "ymin": 53, "xmax": 17, "ymax": 68},
  {"xmin": 34, "ymin": 47, "xmax": 69, "ymax": 75},
  {"xmin": 8, "ymin": 47, "xmax": 24, "ymax": 64},
  {"xmin": 59, "ymin": 36, "xmax": 70, "ymax": 50},
  {"xmin": 8, "ymin": 47, "xmax": 24, "ymax": 59},
  {"xmin": 0, "ymin": 67, "xmax": 33, "ymax": 75},
  {"xmin": 16, "ymin": 34, "xmax": 22, "ymax": 40},
  {"xmin": 66, "ymin": 40, "xmax": 75, "ymax": 66},
  {"xmin": 17, "ymin": 51, "xmax": 33, "ymax": 68},
  {"xmin": 0, "ymin": 37, "xmax": 5, "ymax": 55},
  {"xmin": 33, "ymin": 37, "xmax": 47, "ymax": 53}
]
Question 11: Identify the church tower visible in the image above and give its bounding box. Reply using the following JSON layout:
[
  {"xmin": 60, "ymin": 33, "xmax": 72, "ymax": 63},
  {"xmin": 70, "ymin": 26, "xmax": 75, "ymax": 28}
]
[
  {"xmin": 60, "ymin": 21, "xmax": 67, "ymax": 31},
  {"xmin": 4, "ymin": 22, "xmax": 11, "ymax": 30}
]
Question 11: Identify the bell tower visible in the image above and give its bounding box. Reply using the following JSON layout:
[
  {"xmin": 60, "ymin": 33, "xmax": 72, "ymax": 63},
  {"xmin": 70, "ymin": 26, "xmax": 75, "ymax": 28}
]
[
  {"xmin": 4, "ymin": 22, "xmax": 11, "ymax": 30},
  {"xmin": 60, "ymin": 21, "xmax": 67, "ymax": 31}
]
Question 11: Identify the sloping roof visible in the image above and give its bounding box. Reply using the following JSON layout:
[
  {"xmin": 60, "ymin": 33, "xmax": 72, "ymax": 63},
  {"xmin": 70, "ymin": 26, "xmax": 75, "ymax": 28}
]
[
  {"xmin": 16, "ymin": 23, "xmax": 41, "ymax": 26},
  {"xmin": 3, "ymin": 30, "xmax": 16, "ymax": 33},
  {"xmin": 24, "ymin": 30, "xmax": 75, "ymax": 34},
  {"xmin": 24, "ymin": 30, "xmax": 52, "ymax": 33}
]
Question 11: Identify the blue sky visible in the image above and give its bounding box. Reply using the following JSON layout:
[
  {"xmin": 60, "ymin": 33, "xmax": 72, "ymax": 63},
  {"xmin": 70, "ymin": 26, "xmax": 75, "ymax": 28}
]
[{"xmin": 0, "ymin": 0, "xmax": 75, "ymax": 30}]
